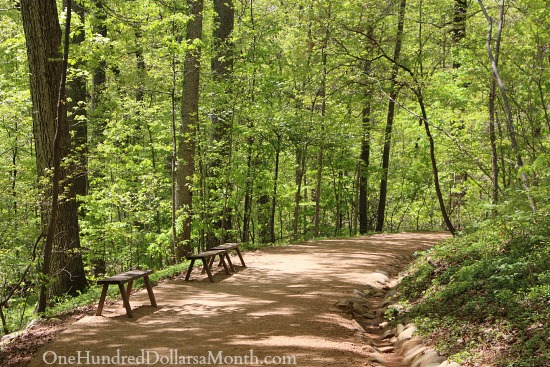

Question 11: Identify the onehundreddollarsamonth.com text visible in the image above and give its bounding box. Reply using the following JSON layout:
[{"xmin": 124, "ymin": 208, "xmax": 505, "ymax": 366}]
[{"xmin": 42, "ymin": 349, "xmax": 298, "ymax": 366}]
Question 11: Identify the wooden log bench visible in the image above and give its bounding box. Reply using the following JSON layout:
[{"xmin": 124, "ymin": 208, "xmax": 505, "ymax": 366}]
[
  {"xmin": 184, "ymin": 249, "xmax": 232, "ymax": 282},
  {"xmin": 96, "ymin": 269, "xmax": 157, "ymax": 318},
  {"xmin": 210, "ymin": 242, "xmax": 246, "ymax": 267}
]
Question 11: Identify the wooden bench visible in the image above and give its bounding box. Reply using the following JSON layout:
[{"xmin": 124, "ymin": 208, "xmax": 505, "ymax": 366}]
[
  {"xmin": 184, "ymin": 249, "xmax": 232, "ymax": 282},
  {"xmin": 210, "ymin": 242, "xmax": 246, "ymax": 267},
  {"xmin": 96, "ymin": 269, "xmax": 157, "ymax": 318}
]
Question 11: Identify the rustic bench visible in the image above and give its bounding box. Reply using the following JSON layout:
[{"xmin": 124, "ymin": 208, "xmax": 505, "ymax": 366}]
[
  {"xmin": 184, "ymin": 249, "xmax": 232, "ymax": 282},
  {"xmin": 96, "ymin": 269, "xmax": 157, "ymax": 318},
  {"xmin": 210, "ymin": 242, "xmax": 246, "ymax": 267}
]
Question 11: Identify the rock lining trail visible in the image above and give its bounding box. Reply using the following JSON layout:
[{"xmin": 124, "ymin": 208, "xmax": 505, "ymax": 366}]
[{"xmin": 24, "ymin": 232, "xmax": 451, "ymax": 367}]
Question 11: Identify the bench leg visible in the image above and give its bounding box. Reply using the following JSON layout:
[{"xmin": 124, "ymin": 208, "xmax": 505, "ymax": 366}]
[
  {"xmin": 235, "ymin": 248, "xmax": 246, "ymax": 267},
  {"xmin": 202, "ymin": 257, "xmax": 215, "ymax": 274},
  {"xmin": 143, "ymin": 275, "xmax": 157, "ymax": 307},
  {"xmin": 203, "ymin": 258, "xmax": 215, "ymax": 282},
  {"xmin": 224, "ymin": 252, "xmax": 235, "ymax": 272},
  {"xmin": 118, "ymin": 284, "xmax": 133, "ymax": 318},
  {"xmin": 125, "ymin": 280, "xmax": 134, "ymax": 303},
  {"xmin": 95, "ymin": 284, "xmax": 109, "ymax": 316},
  {"xmin": 185, "ymin": 259, "xmax": 196, "ymax": 281},
  {"xmin": 219, "ymin": 254, "xmax": 231, "ymax": 275}
]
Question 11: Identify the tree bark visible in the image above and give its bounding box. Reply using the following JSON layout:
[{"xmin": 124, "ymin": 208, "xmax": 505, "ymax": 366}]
[
  {"xmin": 21, "ymin": 0, "xmax": 87, "ymax": 309},
  {"xmin": 270, "ymin": 136, "xmax": 281, "ymax": 244},
  {"xmin": 478, "ymin": 0, "xmax": 536, "ymax": 213},
  {"xmin": 175, "ymin": 0, "xmax": 204, "ymax": 261},
  {"xmin": 68, "ymin": 1, "xmax": 88, "ymax": 203},
  {"xmin": 208, "ymin": 0, "xmax": 235, "ymax": 246},
  {"xmin": 293, "ymin": 144, "xmax": 306, "ymax": 238},
  {"xmin": 415, "ymin": 90, "xmax": 456, "ymax": 235},
  {"xmin": 90, "ymin": 0, "xmax": 107, "ymax": 138},
  {"xmin": 376, "ymin": 0, "xmax": 407, "ymax": 232},
  {"xmin": 359, "ymin": 28, "xmax": 374, "ymax": 234}
]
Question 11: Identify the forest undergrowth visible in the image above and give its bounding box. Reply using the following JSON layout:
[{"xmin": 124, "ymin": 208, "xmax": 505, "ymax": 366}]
[{"xmin": 398, "ymin": 213, "xmax": 550, "ymax": 367}]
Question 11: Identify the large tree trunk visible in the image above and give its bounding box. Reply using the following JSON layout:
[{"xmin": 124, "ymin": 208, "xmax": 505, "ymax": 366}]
[
  {"xmin": 207, "ymin": 0, "xmax": 235, "ymax": 247},
  {"xmin": 68, "ymin": 1, "xmax": 88, "ymax": 203},
  {"xmin": 376, "ymin": 0, "xmax": 407, "ymax": 232},
  {"xmin": 175, "ymin": 0, "xmax": 204, "ymax": 261},
  {"xmin": 90, "ymin": 0, "xmax": 107, "ymax": 137},
  {"xmin": 21, "ymin": 0, "xmax": 87, "ymax": 304}
]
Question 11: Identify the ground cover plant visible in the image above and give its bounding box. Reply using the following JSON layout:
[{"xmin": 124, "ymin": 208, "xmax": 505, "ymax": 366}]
[{"xmin": 399, "ymin": 213, "xmax": 550, "ymax": 367}]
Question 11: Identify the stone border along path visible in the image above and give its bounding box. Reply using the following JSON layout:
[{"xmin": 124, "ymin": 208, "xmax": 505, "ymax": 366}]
[
  {"xmin": 23, "ymin": 232, "xmax": 459, "ymax": 367},
  {"xmin": 335, "ymin": 268, "xmax": 464, "ymax": 367}
]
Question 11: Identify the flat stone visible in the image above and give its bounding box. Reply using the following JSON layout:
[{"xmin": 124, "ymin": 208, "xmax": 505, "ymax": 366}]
[
  {"xmin": 363, "ymin": 344, "xmax": 378, "ymax": 353},
  {"xmin": 412, "ymin": 350, "xmax": 446, "ymax": 367},
  {"xmin": 378, "ymin": 346, "xmax": 394, "ymax": 353},
  {"xmin": 381, "ymin": 328, "xmax": 395, "ymax": 339},
  {"xmin": 336, "ymin": 300, "xmax": 351, "ymax": 308},
  {"xmin": 436, "ymin": 362, "xmax": 462, "ymax": 367},
  {"xmin": 396, "ymin": 323, "xmax": 405, "ymax": 336},
  {"xmin": 397, "ymin": 325, "xmax": 417, "ymax": 341},
  {"xmin": 362, "ymin": 312, "xmax": 376, "ymax": 319},
  {"xmin": 403, "ymin": 346, "xmax": 429, "ymax": 365},
  {"xmin": 353, "ymin": 302, "xmax": 369, "ymax": 315},
  {"xmin": 372, "ymin": 272, "xmax": 390, "ymax": 284},
  {"xmin": 378, "ymin": 299, "xmax": 391, "ymax": 308},
  {"xmin": 368, "ymin": 353, "xmax": 386, "ymax": 364},
  {"xmin": 375, "ymin": 269, "xmax": 390, "ymax": 277},
  {"xmin": 354, "ymin": 289, "xmax": 369, "ymax": 298},
  {"xmin": 396, "ymin": 337, "xmax": 423, "ymax": 354}
]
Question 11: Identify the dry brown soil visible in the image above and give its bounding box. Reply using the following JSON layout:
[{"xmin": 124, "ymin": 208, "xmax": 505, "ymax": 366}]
[{"xmin": 9, "ymin": 232, "xmax": 450, "ymax": 367}]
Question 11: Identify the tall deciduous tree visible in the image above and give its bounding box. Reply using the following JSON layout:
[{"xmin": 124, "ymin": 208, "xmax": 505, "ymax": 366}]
[
  {"xmin": 208, "ymin": 0, "xmax": 235, "ymax": 246},
  {"xmin": 175, "ymin": 0, "xmax": 204, "ymax": 261},
  {"xmin": 376, "ymin": 0, "xmax": 407, "ymax": 232},
  {"xmin": 68, "ymin": 0, "xmax": 88, "ymax": 203},
  {"xmin": 20, "ymin": 0, "xmax": 87, "ymax": 308}
]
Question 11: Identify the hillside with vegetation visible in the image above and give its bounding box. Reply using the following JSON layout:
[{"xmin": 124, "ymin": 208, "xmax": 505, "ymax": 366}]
[{"xmin": 0, "ymin": 0, "xmax": 548, "ymax": 365}]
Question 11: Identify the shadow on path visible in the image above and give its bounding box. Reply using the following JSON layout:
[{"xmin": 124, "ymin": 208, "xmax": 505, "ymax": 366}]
[{"xmin": 27, "ymin": 232, "xmax": 450, "ymax": 367}]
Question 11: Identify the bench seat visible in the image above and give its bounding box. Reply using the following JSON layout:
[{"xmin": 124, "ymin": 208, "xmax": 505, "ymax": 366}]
[
  {"xmin": 184, "ymin": 249, "xmax": 232, "ymax": 282},
  {"xmin": 210, "ymin": 242, "xmax": 246, "ymax": 267},
  {"xmin": 96, "ymin": 269, "xmax": 157, "ymax": 318}
]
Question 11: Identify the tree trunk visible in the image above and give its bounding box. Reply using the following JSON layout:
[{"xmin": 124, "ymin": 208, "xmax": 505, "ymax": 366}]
[
  {"xmin": 293, "ymin": 144, "xmax": 306, "ymax": 239},
  {"xmin": 452, "ymin": 0, "xmax": 467, "ymax": 48},
  {"xmin": 242, "ymin": 0, "xmax": 257, "ymax": 244},
  {"xmin": 313, "ymin": 37, "xmax": 328, "ymax": 238},
  {"xmin": 90, "ymin": 0, "xmax": 107, "ymax": 137},
  {"xmin": 376, "ymin": 0, "xmax": 407, "ymax": 232},
  {"xmin": 415, "ymin": 90, "xmax": 456, "ymax": 235},
  {"xmin": 359, "ymin": 31, "xmax": 374, "ymax": 234},
  {"xmin": 175, "ymin": 0, "xmax": 204, "ymax": 261},
  {"xmin": 68, "ymin": 1, "xmax": 88, "ymax": 203},
  {"xmin": 313, "ymin": 146, "xmax": 323, "ymax": 237},
  {"xmin": 21, "ymin": 0, "xmax": 87, "ymax": 307},
  {"xmin": 270, "ymin": 137, "xmax": 281, "ymax": 244},
  {"xmin": 478, "ymin": 0, "xmax": 536, "ymax": 213},
  {"xmin": 205, "ymin": 0, "xmax": 235, "ymax": 247}
]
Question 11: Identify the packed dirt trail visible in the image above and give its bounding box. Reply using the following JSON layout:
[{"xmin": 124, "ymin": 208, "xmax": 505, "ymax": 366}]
[{"xmin": 26, "ymin": 232, "xmax": 450, "ymax": 367}]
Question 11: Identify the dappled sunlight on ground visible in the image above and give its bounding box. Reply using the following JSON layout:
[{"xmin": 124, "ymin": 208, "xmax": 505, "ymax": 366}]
[{"xmin": 26, "ymin": 232, "xmax": 449, "ymax": 367}]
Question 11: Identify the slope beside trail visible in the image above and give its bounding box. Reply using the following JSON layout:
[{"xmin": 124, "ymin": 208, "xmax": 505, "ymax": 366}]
[{"xmin": 25, "ymin": 232, "xmax": 450, "ymax": 367}]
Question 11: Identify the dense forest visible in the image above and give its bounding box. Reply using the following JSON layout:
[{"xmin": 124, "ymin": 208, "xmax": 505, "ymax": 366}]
[{"xmin": 0, "ymin": 0, "xmax": 548, "ymax": 364}]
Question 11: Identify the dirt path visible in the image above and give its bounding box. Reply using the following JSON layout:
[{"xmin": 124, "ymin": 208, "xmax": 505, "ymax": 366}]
[{"xmin": 24, "ymin": 232, "xmax": 450, "ymax": 367}]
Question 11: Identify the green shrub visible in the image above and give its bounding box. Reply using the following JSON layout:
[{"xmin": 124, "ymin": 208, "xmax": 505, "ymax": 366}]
[{"xmin": 399, "ymin": 213, "xmax": 550, "ymax": 367}]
